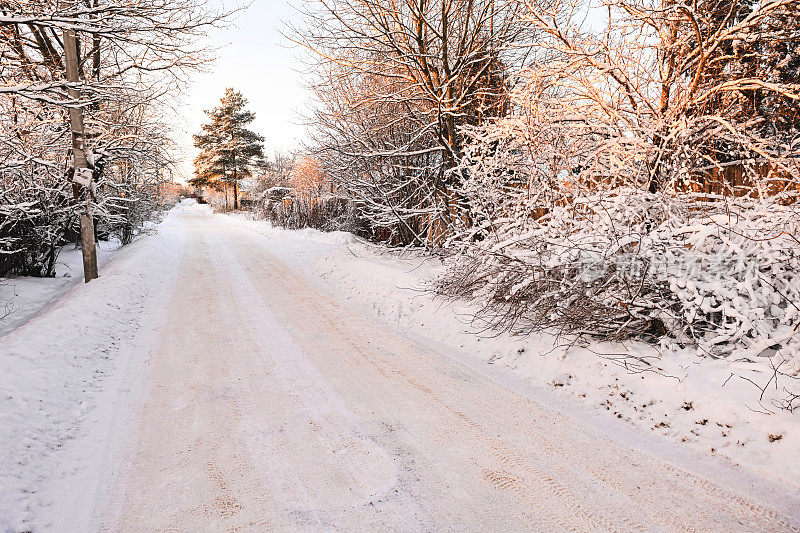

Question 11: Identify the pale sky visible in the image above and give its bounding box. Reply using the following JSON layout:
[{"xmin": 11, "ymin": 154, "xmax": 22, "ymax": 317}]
[{"xmin": 173, "ymin": 0, "xmax": 310, "ymax": 182}]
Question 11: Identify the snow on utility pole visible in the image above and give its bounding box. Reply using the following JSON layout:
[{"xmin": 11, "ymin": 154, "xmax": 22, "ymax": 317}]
[{"xmin": 63, "ymin": 24, "xmax": 99, "ymax": 282}]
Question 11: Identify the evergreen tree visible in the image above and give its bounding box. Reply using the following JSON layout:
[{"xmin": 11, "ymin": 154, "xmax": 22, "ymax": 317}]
[{"xmin": 191, "ymin": 88, "xmax": 265, "ymax": 209}]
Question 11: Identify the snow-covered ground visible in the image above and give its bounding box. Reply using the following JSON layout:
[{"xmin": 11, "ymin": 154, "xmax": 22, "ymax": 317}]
[
  {"xmin": 224, "ymin": 212, "xmax": 800, "ymax": 489},
  {"xmin": 0, "ymin": 240, "xmax": 123, "ymax": 337},
  {"xmin": 0, "ymin": 210, "xmax": 187, "ymax": 531},
  {"xmin": 1, "ymin": 200, "xmax": 798, "ymax": 531}
]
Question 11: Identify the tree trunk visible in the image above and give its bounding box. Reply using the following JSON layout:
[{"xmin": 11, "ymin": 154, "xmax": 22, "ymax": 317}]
[{"xmin": 232, "ymin": 160, "xmax": 239, "ymax": 210}]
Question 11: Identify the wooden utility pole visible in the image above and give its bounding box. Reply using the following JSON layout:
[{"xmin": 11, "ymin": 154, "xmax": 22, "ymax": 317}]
[{"xmin": 63, "ymin": 25, "xmax": 99, "ymax": 282}]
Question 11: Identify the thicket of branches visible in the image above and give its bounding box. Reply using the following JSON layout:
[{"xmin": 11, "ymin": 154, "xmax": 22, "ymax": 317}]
[
  {"xmin": 0, "ymin": 0, "xmax": 224, "ymax": 276},
  {"xmin": 297, "ymin": 0, "xmax": 800, "ymax": 401},
  {"xmin": 296, "ymin": 0, "xmax": 533, "ymax": 245}
]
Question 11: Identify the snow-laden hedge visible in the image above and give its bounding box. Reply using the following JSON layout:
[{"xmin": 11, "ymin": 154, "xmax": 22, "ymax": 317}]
[
  {"xmin": 0, "ymin": 179, "xmax": 75, "ymax": 277},
  {"xmin": 440, "ymin": 190, "xmax": 800, "ymax": 399},
  {"xmin": 256, "ymin": 190, "xmax": 366, "ymax": 234}
]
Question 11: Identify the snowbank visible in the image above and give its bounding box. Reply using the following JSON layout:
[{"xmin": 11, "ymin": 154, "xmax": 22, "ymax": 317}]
[
  {"xmin": 0, "ymin": 239, "xmax": 123, "ymax": 337},
  {"xmin": 0, "ymin": 205, "xmax": 187, "ymax": 531},
  {"xmin": 223, "ymin": 213, "xmax": 800, "ymax": 489}
]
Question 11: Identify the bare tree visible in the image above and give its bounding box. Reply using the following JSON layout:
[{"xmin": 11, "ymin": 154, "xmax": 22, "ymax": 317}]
[
  {"xmin": 291, "ymin": 155, "xmax": 329, "ymax": 197},
  {"xmin": 1, "ymin": 0, "xmax": 225, "ymax": 106},
  {"xmin": 295, "ymin": 0, "xmax": 533, "ymax": 244}
]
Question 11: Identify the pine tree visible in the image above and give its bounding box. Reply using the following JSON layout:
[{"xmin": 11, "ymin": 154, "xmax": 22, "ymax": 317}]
[{"xmin": 191, "ymin": 88, "xmax": 265, "ymax": 209}]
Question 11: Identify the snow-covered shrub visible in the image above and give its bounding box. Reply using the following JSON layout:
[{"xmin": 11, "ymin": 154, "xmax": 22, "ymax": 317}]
[
  {"xmin": 97, "ymin": 179, "xmax": 164, "ymax": 246},
  {"xmin": 0, "ymin": 181, "xmax": 75, "ymax": 277},
  {"xmin": 252, "ymin": 187, "xmax": 293, "ymax": 220},
  {"xmin": 440, "ymin": 187, "xmax": 800, "ymax": 409},
  {"xmin": 1, "ymin": 170, "xmax": 170, "ymax": 277},
  {"xmin": 267, "ymin": 193, "xmax": 364, "ymax": 233},
  {"xmin": 0, "ymin": 99, "xmax": 76, "ymax": 277},
  {"xmin": 1, "ymin": 85, "xmax": 177, "ymax": 277},
  {"xmin": 439, "ymin": 108, "xmax": 800, "ymax": 407},
  {"xmin": 442, "ymin": 187, "xmax": 799, "ymax": 352}
]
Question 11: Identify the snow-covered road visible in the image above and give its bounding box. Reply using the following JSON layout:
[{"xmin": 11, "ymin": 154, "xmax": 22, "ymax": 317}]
[
  {"xmin": 99, "ymin": 207, "xmax": 799, "ymax": 531},
  {"xmin": 2, "ymin": 202, "xmax": 799, "ymax": 531}
]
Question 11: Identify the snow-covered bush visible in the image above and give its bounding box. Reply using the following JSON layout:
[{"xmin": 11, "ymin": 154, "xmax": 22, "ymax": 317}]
[
  {"xmin": 0, "ymin": 99, "xmax": 75, "ymax": 276},
  {"xmin": 440, "ymin": 187, "xmax": 800, "ymax": 408},
  {"xmin": 252, "ymin": 187, "xmax": 293, "ymax": 220},
  {"xmin": 94, "ymin": 154, "xmax": 171, "ymax": 246},
  {"xmin": 0, "ymin": 171, "xmax": 170, "ymax": 277},
  {"xmin": 438, "ymin": 88, "xmax": 800, "ymax": 405},
  {"xmin": 0, "ymin": 177, "xmax": 75, "ymax": 277},
  {"xmin": 442, "ymin": 187, "xmax": 799, "ymax": 349},
  {"xmin": 0, "ymin": 134, "xmax": 174, "ymax": 277},
  {"xmin": 266, "ymin": 192, "xmax": 364, "ymax": 233}
]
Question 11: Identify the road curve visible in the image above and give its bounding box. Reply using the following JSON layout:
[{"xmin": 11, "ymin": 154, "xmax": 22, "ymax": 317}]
[{"xmin": 102, "ymin": 209, "xmax": 800, "ymax": 532}]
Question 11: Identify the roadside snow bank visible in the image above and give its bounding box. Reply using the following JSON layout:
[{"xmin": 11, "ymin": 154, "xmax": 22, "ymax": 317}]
[
  {"xmin": 0, "ymin": 207, "xmax": 186, "ymax": 532},
  {"xmin": 0, "ymin": 239, "xmax": 123, "ymax": 337},
  {"xmin": 222, "ymin": 212, "xmax": 800, "ymax": 489}
]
